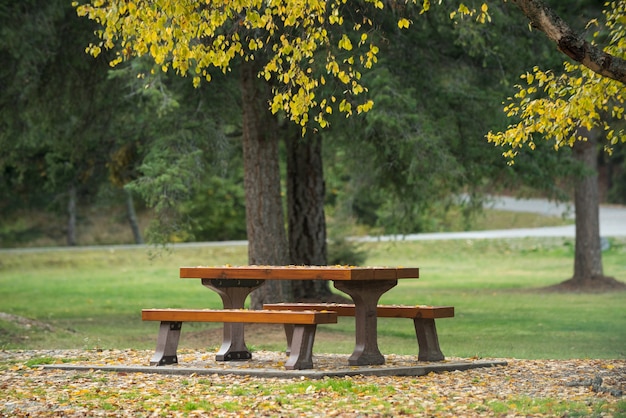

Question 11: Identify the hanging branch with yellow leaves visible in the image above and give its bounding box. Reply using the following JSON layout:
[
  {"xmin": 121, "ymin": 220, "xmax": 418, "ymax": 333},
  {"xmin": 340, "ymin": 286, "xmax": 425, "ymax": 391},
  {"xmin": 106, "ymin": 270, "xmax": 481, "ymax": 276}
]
[{"xmin": 487, "ymin": 0, "xmax": 626, "ymax": 163}]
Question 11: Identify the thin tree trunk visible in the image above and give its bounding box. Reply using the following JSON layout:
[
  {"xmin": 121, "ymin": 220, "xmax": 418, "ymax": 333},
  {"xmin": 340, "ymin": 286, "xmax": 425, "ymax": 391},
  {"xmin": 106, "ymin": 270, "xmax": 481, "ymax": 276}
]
[
  {"xmin": 125, "ymin": 188, "xmax": 143, "ymax": 244},
  {"xmin": 572, "ymin": 130, "xmax": 603, "ymax": 281},
  {"xmin": 240, "ymin": 62, "xmax": 290, "ymax": 309},
  {"xmin": 67, "ymin": 184, "xmax": 77, "ymax": 246},
  {"xmin": 286, "ymin": 131, "xmax": 334, "ymax": 301}
]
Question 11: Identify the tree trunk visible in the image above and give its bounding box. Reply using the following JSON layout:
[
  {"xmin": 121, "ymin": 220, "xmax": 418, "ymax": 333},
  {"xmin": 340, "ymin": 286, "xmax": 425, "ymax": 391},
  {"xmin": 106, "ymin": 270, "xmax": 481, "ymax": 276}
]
[
  {"xmin": 67, "ymin": 184, "xmax": 77, "ymax": 246},
  {"xmin": 571, "ymin": 132, "xmax": 603, "ymax": 281},
  {"xmin": 125, "ymin": 188, "xmax": 143, "ymax": 244},
  {"xmin": 240, "ymin": 62, "xmax": 290, "ymax": 309},
  {"xmin": 546, "ymin": 130, "xmax": 624, "ymax": 292},
  {"xmin": 286, "ymin": 130, "xmax": 335, "ymax": 301}
]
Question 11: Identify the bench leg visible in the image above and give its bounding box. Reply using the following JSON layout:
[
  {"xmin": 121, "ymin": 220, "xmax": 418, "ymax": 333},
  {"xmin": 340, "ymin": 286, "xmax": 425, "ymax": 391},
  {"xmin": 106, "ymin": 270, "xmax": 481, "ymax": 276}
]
[
  {"xmin": 283, "ymin": 324, "xmax": 295, "ymax": 356},
  {"xmin": 150, "ymin": 321, "xmax": 182, "ymax": 366},
  {"xmin": 202, "ymin": 279, "xmax": 264, "ymax": 361},
  {"xmin": 334, "ymin": 279, "xmax": 397, "ymax": 366},
  {"xmin": 285, "ymin": 324, "xmax": 317, "ymax": 370},
  {"xmin": 413, "ymin": 318, "xmax": 445, "ymax": 361},
  {"xmin": 215, "ymin": 322, "xmax": 252, "ymax": 361}
]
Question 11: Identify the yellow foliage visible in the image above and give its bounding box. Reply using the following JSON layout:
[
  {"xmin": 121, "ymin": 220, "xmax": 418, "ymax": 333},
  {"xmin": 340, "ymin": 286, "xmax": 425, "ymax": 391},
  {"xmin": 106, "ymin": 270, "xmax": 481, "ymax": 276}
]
[
  {"xmin": 487, "ymin": 0, "xmax": 626, "ymax": 164},
  {"xmin": 75, "ymin": 0, "xmax": 491, "ymax": 130}
]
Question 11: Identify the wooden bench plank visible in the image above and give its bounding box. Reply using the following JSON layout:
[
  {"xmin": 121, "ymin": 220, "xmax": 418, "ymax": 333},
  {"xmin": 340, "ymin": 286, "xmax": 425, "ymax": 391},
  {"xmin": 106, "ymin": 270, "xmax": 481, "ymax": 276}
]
[
  {"xmin": 142, "ymin": 309, "xmax": 337, "ymax": 370},
  {"xmin": 263, "ymin": 303, "xmax": 454, "ymax": 319},
  {"xmin": 263, "ymin": 303, "xmax": 454, "ymax": 362},
  {"xmin": 142, "ymin": 309, "xmax": 338, "ymax": 324}
]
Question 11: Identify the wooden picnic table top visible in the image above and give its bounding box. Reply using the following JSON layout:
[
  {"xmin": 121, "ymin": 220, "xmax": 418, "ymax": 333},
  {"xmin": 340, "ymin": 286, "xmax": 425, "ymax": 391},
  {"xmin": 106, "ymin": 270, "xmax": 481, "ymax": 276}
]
[{"xmin": 179, "ymin": 265, "xmax": 419, "ymax": 281}]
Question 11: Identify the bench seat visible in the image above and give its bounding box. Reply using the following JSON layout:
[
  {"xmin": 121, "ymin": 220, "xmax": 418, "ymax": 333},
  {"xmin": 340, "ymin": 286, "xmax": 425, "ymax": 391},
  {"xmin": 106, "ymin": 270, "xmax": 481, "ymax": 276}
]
[
  {"xmin": 263, "ymin": 303, "xmax": 454, "ymax": 361},
  {"xmin": 142, "ymin": 309, "xmax": 337, "ymax": 370}
]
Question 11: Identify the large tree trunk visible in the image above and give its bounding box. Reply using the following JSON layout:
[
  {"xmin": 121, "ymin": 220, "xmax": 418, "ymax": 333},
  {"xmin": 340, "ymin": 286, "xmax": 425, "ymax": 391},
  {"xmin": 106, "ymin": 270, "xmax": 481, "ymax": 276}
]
[
  {"xmin": 125, "ymin": 188, "xmax": 143, "ymax": 244},
  {"xmin": 67, "ymin": 184, "xmax": 77, "ymax": 246},
  {"xmin": 286, "ymin": 130, "xmax": 335, "ymax": 301},
  {"xmin": 240, "ymin": 62, "xmax": 290, "ymax": 309},
  {"xmin": 571, "ymin": 132, "xmax": 603, "ymax": 281}
]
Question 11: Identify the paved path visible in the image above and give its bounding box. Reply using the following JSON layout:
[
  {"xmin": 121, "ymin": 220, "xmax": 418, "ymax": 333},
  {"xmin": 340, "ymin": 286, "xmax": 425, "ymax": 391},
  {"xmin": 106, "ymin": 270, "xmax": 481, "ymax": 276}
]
[
  {"xmin": 2, "ymin": 197, "xmax": 625, "ymax": 253},
  {"xmin": 357, "ymin": 196, "xmax": 626, "ymax": 242}
]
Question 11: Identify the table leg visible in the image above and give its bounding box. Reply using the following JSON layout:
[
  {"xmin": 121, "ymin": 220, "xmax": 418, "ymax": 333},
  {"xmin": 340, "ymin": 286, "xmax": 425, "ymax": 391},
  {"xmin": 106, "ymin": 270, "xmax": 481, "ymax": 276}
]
[
  {"xmin": 333, "ymin": 279, "xmax": 398, "ymax": 366},
  {"xmin": 201, "ymin": 278, "xmax": 264, "ymax": 361}
]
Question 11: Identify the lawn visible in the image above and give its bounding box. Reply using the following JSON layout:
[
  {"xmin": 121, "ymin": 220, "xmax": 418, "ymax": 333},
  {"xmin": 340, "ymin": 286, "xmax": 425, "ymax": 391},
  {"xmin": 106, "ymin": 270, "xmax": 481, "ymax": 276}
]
[{"xmin": 1, "ymin": 236, "xmax": 624, "ymax": 359}]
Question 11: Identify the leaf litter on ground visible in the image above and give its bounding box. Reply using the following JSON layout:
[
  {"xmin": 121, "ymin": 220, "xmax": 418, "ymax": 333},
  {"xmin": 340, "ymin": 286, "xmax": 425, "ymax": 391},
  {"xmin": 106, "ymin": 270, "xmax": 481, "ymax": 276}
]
[{"xmin": 1, "ymin": 349, "xmax": 624, "ymax": 417}]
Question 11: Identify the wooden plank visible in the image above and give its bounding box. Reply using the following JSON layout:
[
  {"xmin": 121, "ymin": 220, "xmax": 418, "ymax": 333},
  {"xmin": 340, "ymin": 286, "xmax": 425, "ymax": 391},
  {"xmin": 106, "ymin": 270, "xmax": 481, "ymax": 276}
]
[
  {"xmin": 394, "ymin": 267, "xmax": 420, "ymax": 279},
  {"xmin": 179, "ymin": 266, "xmax": 419, "ymax": 281},
  {"xmin": 141, "ymin": 309, "xmax": 338, "ymax": 324},
  {"xmin": 378, "ymin": 305, "xmax": 454, "ymax": 319},
  {"xmin": 263, "ymin": 303, "xmax": 454, "ymax": 319}
]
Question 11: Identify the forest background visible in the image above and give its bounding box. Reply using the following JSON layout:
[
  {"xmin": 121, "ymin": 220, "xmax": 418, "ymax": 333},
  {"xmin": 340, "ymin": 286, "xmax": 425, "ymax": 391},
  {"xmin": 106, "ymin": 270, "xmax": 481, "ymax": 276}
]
[{"xmin": 1, "ymin": 0, "xmax": 625, "ymax": 255}]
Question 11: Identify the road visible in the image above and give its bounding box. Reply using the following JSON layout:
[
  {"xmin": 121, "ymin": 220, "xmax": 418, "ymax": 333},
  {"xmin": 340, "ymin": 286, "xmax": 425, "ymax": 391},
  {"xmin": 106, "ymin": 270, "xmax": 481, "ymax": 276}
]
[{"xmin": 356, "ymin": 196, "xmax": 626, "ymax": 242}]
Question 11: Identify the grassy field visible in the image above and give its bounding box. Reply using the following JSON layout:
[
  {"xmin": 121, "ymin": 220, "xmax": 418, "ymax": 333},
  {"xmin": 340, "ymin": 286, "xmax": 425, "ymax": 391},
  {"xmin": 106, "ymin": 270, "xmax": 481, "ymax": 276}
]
[{"xmin": 1, "ymin": 234, "xmax": 625, "ymax": 360}]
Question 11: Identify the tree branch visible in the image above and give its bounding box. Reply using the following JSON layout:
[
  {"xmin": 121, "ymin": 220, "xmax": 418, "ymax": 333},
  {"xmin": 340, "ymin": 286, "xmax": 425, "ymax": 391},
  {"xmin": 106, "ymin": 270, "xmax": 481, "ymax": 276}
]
[{"xmin": 512, "ymin": 0, "xmax": 626, "ymax": 84}]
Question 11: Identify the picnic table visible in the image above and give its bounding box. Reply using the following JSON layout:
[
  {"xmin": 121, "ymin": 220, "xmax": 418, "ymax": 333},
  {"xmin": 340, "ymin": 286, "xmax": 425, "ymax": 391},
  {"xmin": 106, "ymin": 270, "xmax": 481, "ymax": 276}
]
[{"xmin": 178, "ymin": 265, "xmax": 419, "ymax": 366}]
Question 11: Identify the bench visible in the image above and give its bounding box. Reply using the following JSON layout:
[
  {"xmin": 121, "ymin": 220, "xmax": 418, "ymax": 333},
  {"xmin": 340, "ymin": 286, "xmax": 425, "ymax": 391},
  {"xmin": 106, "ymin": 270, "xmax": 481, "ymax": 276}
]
[
  {"xmin": 142, "ymin": 309, "xmax": 337, "ymax": 370},
  {"xmin": 263, "ymin": 303, "xmax": 454, "ymax": 361}
]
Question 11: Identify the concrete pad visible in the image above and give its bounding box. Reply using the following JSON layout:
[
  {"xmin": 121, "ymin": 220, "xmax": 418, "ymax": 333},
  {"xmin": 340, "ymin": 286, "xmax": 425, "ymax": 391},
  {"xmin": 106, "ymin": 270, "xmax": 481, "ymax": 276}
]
[{"xmin": 42, "ymin": 359, "xmax": 507, "ymax": 379}]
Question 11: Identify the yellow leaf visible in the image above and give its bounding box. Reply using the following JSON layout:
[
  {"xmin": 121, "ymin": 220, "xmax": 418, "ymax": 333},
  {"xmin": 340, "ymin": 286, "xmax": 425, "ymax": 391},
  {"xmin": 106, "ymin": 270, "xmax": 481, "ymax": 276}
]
[
  {"xmin": 338, "ymin": 34, "xmax": 353, "ymax": 51},
  {"xmin": 357, "ymin": 100, "xmax": 374, "ymax": 113},
  {"xmin": 271, "ymin": 94, "xmax": 283, "ymax": 113},
  {"xmin": 109, "ymin": 56, "xmax": 122, "ymax": 67},
  {"xmin": 398, "ymin": 18, "xmax": 410, "ymax": 29},
  {"xmin": 337, "ymin": 71, "xmax": 350, "ymax": 84}
]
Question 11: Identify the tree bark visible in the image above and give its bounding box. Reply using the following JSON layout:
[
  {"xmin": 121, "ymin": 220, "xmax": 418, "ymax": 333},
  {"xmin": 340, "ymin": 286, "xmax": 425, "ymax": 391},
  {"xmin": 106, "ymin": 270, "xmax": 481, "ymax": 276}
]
[
  {"xmin": 512, "ymin": 0, "xmax": 626, "ymax": 84},
  {"xmin": 67, "ymin": 184, "xmax": 77, "ymax": 246},
  {"xmin": 125, "ymin": 188, "xmax": 143, "ymax": 244},
  {"xmin": 240, "ymin": 61, "xmax": 290, "ymax": 309},
  {"xmin": 572, "ymin": 131, "xmax": 604, "ymax": 281},
  {"xmin": 286, "ymin": 130, "xmax": 334, "ymax": 301}
]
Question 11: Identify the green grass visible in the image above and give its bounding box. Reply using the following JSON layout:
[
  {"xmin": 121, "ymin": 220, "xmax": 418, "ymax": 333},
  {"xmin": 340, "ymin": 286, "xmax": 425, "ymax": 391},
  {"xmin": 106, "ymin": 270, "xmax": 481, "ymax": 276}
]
[
  {"xmin": 1, "ymin": 236, "xmax": 625, "ymax": 359},
  {"xmin": 373, "ymin": 237, "xmax": 626, "ymax": 359},
  {"xmin": 482, "ymin": 397, "xmax": 621, "ymax": 417}
]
